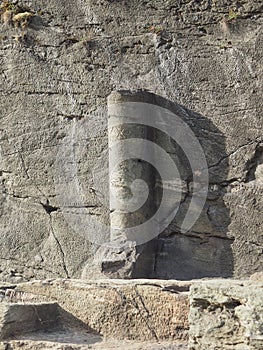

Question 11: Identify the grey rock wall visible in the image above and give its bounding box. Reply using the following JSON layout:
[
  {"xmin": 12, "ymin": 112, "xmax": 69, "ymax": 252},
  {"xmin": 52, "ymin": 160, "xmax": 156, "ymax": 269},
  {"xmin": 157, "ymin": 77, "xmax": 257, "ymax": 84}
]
[{"xmin": 0, "ymin": 0, "xmax": 262, "ymax": 281}]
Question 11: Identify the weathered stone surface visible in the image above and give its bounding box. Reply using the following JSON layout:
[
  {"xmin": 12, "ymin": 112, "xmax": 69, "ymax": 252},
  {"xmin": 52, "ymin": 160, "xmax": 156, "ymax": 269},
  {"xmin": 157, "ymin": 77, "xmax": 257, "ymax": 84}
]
[
  {"xmin": 96, "ymin": 241, "xmax": 138, "ymax": 279},
  {"xmin": 0, "ymin": 278, "xmax": 262, "ymax": 349},
  {"xmin": 0, "ymin": 301, "xmax": 59, "ymax": 339},
  {"xmin": 189, "ymin": 279, "xmax": 263, "ymax": 350},
  {"xmin": 0, "ymin": 338, "xmax": 188, "ymax": 350},
  {"xmin": 0, "ymin": 0, "xmax": 262, "ymax": 280},
  {"xmin": 250, "ymin": 271, "xmax": 263, "ymax": 282},
  {"xmin": 16, "ymin": 278, "xmax": 190, "ymax": 341},
  {"xmin": 0, "ymin": 278, "xmax": 189, "ymax": 349}
]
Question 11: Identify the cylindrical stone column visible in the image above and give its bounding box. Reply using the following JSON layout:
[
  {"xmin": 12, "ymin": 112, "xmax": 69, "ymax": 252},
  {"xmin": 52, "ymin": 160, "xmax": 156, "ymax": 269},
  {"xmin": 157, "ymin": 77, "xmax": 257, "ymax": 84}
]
[{"xmin": 108, "ymin": 90, "xmax": 157, "ymax": 244}]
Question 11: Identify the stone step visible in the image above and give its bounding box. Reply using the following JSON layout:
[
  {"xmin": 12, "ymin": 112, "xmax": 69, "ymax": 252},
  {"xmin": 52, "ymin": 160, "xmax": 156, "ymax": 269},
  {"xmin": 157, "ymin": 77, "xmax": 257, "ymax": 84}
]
[
  {"xmin": 1, "ymin": 278, "xmax": 261, "ymax": 349},
  {"xmin": 1, "ymin": 335, "xmax": 188, "ymax": 350},
  {"xmin": 8, "ymin": 279, "xmax": 191, "ymax": 342},
  {"xmin": 0, "ymin": 301, "xmax": 59, "ymax": 340}
]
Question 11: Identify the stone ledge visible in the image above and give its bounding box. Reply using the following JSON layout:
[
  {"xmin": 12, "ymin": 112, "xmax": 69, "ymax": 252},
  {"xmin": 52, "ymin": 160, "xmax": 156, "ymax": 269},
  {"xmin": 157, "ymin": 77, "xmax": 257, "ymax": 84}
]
[
  {"xmin": 0, "ymin": 339, "xmax": 188, "ymax": 350},
  {"xmin": 14, "ymin": 279, "xmax": 191, "ymax": 341},
  {"xmin": 0, "ymin": 302, "xmax": 59, "ymax": 340},
  {"xmin": 1, "ymin": 278, "xmax": 262, "ymax": 349}
]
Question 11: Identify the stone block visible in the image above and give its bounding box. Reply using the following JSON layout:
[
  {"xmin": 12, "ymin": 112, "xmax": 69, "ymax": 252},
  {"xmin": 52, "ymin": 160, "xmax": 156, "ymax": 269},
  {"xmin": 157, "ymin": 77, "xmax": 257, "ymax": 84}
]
[{"xmin": 189, "ymin": 279, "xmax": 263, "ymax": 350}]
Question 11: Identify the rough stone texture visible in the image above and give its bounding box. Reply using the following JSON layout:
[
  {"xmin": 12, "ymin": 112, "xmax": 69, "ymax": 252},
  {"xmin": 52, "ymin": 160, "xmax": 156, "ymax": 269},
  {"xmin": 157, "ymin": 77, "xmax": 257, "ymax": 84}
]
[
  {"xmin": 0, "ymin": 0, "xmax": 262, "ymax": 281},
  {"xmin": 0, "ymin": 339, "xmax": 188, "ymax": 350},
  {"xmin": 0, "ymin": 301, "xmax": 59, "ymax": 339},
  {"xmin": 0, "ymin": 278, "xmax": 189, "ymax": 349},
  {"xmin": 16, "ymin": 278, "xmax": 190, "ymax": 341},
  {"xmin": 189, "ymin": 279, "xmax": 263, "ymax": 350},
  {"xmin": 0, "ymin": 278, "xmax": 262, "ymax": 349}
]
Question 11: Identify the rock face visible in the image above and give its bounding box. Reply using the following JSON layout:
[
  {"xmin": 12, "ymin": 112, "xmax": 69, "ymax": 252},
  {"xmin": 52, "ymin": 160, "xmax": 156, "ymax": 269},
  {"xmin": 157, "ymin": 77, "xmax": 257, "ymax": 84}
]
[
  {"xmin": 189, "ymin": 279, "xmax": 263, "ymax": 350},
  {"xmin": 0, "ymin": 0, "xmax": 262, "ymax": 281}
]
